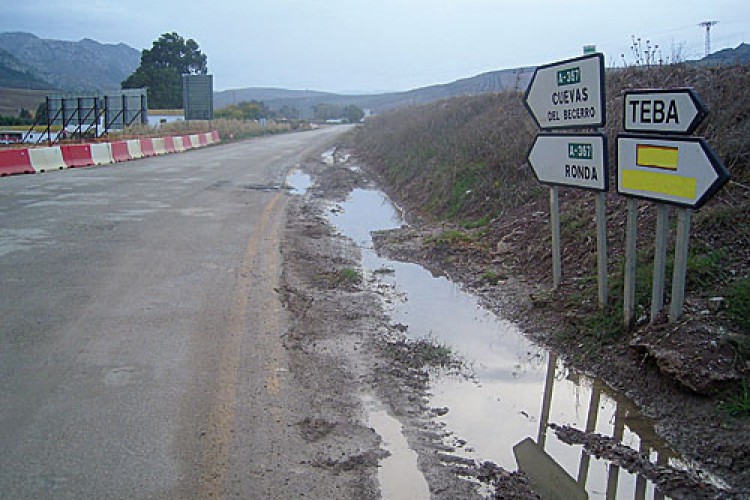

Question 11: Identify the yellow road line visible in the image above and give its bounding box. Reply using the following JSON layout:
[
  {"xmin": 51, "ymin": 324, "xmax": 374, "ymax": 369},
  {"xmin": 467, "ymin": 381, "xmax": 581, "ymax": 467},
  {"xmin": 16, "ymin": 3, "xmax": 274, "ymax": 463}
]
[{"xmin": 200, "ymin": 191, "xmax": 283, "ymax": 499}]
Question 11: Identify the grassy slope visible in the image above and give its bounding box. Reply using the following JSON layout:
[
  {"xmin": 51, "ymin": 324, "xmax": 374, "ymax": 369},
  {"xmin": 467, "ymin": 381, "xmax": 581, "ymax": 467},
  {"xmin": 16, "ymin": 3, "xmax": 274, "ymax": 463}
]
[{"xmin": 353, "ymin": 62, "xmax": 750, "ymax": 373}]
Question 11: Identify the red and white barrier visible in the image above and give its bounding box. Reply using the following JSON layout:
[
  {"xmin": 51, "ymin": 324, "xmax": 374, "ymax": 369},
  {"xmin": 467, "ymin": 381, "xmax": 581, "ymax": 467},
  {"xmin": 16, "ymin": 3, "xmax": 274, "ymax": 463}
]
[
  {"xmin": 139, "ymin": 138, "xmax": 156, "ymax": 157},
  {"xmin": 0, "ymin": 149, "xmax": 34, "ymax": 176},
  {"xmin": 164, "ymin": 136, "xmax": 176, "ymax": 153},
  {"xmin": 61, "ymin": 144, "xmax": 95, "ymax": 168},
  {"xmin": 1, "ymin": 130, "xmax": 219, "ymax": 179},
  {"xmin": 151, "ymin": 137, "xmax": 166, "ymax": 155},
  {"xmin": 126, "ymin": 139, "xmax": 144, "ymax": 159},
  {"xmin": 29, "ymin": 146, "xmax": 66, "ymax": 172},
  {"xmin": 91, "ymin": 143, "xmax": 114, "ymax": 165},
  {"xmin": 111, "ymin": 141, "xmax": 132, "ymax": 162}
]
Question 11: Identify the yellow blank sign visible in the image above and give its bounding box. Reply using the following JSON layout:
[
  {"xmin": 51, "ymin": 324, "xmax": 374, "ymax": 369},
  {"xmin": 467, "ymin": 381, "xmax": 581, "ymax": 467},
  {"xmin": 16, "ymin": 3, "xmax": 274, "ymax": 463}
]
[{"xmin": 636, "ymin": 144, "xmax": 679, "ymax": 170}]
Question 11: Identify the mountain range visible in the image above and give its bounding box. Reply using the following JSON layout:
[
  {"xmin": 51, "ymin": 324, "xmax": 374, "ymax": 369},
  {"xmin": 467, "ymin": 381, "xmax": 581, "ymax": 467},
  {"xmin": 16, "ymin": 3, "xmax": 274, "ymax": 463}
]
[
  {"xmin": 0, "ymin": 32, "xmax": 140, "ymax": 92},
  {"xmin": 0, "ymin": 32, "xmax": 747, "ymax": 118}
]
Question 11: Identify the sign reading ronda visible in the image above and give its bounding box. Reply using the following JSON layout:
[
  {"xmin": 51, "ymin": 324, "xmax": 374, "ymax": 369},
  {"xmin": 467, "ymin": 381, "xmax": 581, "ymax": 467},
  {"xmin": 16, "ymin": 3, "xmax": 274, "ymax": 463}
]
[
  {"xmin": 527, "ymin": 133, "xmax": 608, "ymax": 191},
  {"xmin": 524, "ymin": 53, "xmax": 605, "ymax": 129}
]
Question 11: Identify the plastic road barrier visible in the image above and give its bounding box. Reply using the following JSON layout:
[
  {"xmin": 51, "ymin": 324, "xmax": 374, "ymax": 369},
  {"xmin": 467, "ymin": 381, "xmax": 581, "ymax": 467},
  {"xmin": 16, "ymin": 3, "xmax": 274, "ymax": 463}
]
[
  {"xmin": 163, "ymin": 136, "xmax": 176, "ymax": 153},
  {"xmin": 198, "ymin": 133, "xmax": 209, "ymax": 147},
  {"xmin": 181, "ymin": 135, "xmax": 193, "ymax": 150},
  {"xmin": 173, "ymin": 136, "xmax": 186, "ymax": 152},
  {"xmin": 0, "ymin": 149, "xmax": 34, "ymax": 176},
  {"xmin": 151, "ymin": 137, "xmax": 166, "ymax": 155},
  {"xmin": 212, "ymin": 130, "xmax": 220, "ymax": 142},
  {"xmin": 111, "ymin": 141, "xmax": 132, "ymax": 162},
  {"xmin": 139, "ymin": 138, "xmax": 156, "ymax": 157},
  {"xmin": 126, "ymin": 139, "xmax": 144, "ymax": 159},
  {"xmin": 61, "ymin": 144, "xmax": 95, "ymax": 168},
  {"xmin": 90, "ymin": 143, "xmax": 114, "ymax": 165},
  {"xmin": 190, "ymin": 134, "xmax": 202, "ymax": 148},
  {"xmin": 29, "ymin": 146, "xmax": 67, "ymax": 172}
]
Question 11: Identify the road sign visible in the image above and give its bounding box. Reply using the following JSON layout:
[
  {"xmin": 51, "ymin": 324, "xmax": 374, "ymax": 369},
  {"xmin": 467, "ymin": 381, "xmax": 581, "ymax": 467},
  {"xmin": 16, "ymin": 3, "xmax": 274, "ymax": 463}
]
[
  {"xmin": 524, "ymin": 53, "xmax": 605, "ymax": 129},
  {"xmin": 527, "ymin": 133, "xmax": 608, "ymax": 191},
  {"xmin": 617, "ymin": 134, "xmax": 729, "ymax": 209},
  {"xmin": 623, "ymin": 88, "xmax": 707, "ymax": 134}
]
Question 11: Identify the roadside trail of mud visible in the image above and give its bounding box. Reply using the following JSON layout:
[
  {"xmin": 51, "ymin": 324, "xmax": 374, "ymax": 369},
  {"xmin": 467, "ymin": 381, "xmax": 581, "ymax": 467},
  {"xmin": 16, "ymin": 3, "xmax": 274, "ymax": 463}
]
[
  {"xmin": 280, "ymin": 154, "xmax": 538, "ymax": 498},
  {"xmin": 281, "ymin": 145, "xmax": 750, "ymax": 499}
]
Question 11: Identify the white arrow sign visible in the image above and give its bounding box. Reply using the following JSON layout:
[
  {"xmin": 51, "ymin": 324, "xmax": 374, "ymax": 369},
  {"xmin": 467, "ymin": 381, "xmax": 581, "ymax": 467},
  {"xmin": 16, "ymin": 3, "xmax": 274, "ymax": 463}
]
[
  {"xmin": 623, "ymin": 88, "xmax": 707, "ymax": 134},
  {"xmin": 527, "ymin": 133, "xmax": 608, "ymax": 191},
  {"xmin": 524, "ymin": 53, "xmax": 605, "ymax": 129},
  {"xmin": 617, "ymin": 134, "xmax": 729, "ymax": 209}
]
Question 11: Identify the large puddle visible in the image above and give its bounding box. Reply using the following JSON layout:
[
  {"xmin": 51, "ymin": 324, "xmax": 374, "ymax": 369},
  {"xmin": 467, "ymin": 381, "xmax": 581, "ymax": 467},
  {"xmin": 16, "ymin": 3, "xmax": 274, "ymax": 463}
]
[{"xmin": 321, "ymin": 186, "xmax": 712, "ymax": 500}]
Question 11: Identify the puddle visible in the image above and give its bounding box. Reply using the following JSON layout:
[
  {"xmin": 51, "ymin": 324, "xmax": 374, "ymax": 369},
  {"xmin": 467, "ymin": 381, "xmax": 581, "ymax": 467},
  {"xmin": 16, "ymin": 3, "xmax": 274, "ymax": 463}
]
[
  {"xmin": 285, "ymin": 168, "xmax": 313, "ymax": 195},
  {"xmin": 362, "ymin": 395, "xmax": 431, "ymax": 500},
  {"xmin": 327, "ymin": 188, "xmax": 717, "ymax": 500}
]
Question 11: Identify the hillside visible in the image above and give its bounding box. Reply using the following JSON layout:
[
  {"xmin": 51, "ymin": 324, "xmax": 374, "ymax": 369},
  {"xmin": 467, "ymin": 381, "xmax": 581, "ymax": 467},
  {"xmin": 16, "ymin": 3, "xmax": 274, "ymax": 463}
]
[
  {"xmin": 0, "ymin": 32, "xmax": 139, "ymax": 91},
  {"xmin": 350, "ymin": 62, "xmax": 750, "ymax": 491},
  {"xmin": 215, "ymin": 66, "xmax": 535, "ymax": 116},
  {"xmin": 696, "ymin": 43, "xmax": 750, "ymax": 66},
  {"xmin": 0, "ymin": 48, "xmax": 54, "ymax": 90}
]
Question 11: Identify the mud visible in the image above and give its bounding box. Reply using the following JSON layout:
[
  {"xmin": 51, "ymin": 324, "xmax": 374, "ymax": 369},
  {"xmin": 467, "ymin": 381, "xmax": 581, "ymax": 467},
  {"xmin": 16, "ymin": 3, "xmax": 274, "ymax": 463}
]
[
  {"xmin": 281, "ymin": 154, "xmax": 538, "ymax": 497},
  {"xmin": 281, "ymin": 145, "xmax": 749, "ymax": 498}
]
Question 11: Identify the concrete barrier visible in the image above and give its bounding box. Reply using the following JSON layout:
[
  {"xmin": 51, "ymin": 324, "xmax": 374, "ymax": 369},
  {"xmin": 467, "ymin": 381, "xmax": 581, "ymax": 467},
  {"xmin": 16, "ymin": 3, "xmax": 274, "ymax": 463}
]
[
  {"xmin": 0, "ymin": 149, "xmax": 34, "ymax": 176},
  {"xmin": 181, "ymin": 135, "xmax": 193, "ymax": 150},
  {"xmin": 139, "ymin": 138, "xmax": 156, "ymax": 157},
  {"xmin": 29, "ymin": 146, "xmax": 67, "ymax": 172},
  {"xmin": 190, "ymin": 134, "xmax": 202, "ymax": 148},
  {"xmin": 164, "ymin": 136, "xmax": 176, "ymax": 153},
  {"xmin": 212, "ymin": 130, "xmax": 220, "ymax": 143},
  {"xmin": 90, "ymin": 143, "xmax": 114, "ymax": 165},
  {"xmin": 151, "ymin": 137, "xmax": 166, "ymax": 155},
  {"xmin": 198, "ymin": 133, "xmax": 209, "ymax": 147},
  {"xmin": 173, "ymin": 136, "xmax": 186, "ymax": 152},
  {"xmin": 61, "ymin": 144, "xmax": 95, "ymax": 168},
  {"xmin": 111, "ymin": 141, "xmax": 132, "ymax": 162},
  {"xmin": 126, "ymin": 139, "xmax": 144, "ymax": 159}
]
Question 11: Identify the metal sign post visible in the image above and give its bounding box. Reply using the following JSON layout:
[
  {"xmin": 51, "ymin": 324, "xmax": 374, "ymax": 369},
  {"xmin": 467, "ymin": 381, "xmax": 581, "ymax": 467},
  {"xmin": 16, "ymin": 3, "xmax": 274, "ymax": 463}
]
[
  {"xmin": 617, "ymin": 89, "xmax": 728, "ymax": 322},
  {"xmin": 524, "ymin": 54, "xmax": 608, "ymax": 299}
]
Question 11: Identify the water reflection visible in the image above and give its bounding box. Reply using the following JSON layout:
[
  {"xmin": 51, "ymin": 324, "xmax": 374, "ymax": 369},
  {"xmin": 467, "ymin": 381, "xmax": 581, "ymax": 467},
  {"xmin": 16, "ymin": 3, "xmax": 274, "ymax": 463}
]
[{"xmin": 328, "ymin": 188, "xmax": 687, "ymax": 499}]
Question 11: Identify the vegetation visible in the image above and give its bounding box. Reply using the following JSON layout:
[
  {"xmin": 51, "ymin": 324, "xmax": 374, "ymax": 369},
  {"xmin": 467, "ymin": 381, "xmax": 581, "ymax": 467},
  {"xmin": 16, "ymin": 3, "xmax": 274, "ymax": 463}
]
[
  {"xmin": 215, "ymin": 100, "xmax": 271, "ymax": 121},
  {"xmin": 719, "ymin": 381, "xmax": 750, "ymax": 417},
  {"xmin": 122, "ymin": 118, "xmax": 290, "ymax": 142},
  {"xmin": 353, "ymin": 62, "xmax": 750, "ymax": 357},
  {"xmin": 122, "ymin": 32, "xmax": 208, "ymax": 109}
]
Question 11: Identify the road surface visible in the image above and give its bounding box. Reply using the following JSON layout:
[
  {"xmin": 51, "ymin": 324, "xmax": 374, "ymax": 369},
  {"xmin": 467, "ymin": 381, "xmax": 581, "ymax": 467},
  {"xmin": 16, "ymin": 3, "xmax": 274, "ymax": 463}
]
[{"xmin": 0, "ymin": 127, "xmax": 352, "ymax": 499}]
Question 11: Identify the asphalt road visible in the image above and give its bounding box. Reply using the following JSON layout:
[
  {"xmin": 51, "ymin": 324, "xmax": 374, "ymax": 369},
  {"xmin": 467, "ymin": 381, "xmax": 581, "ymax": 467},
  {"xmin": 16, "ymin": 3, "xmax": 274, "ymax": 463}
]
[{"xmin": 0, "ymin": 127, "xmax": 348, "ymax": 499}]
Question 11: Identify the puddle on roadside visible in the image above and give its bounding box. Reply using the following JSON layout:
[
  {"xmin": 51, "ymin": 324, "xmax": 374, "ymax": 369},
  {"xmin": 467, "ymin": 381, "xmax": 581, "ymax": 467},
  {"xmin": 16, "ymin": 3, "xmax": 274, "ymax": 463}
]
[
  {"xmin": 327, "ymin": 188, "xmax": 719, "ymax": 500},
  {"xmin": 285, "ymin": 168, "xmax": 313, "ymax": 195},
  {"xmin": 362, "ymin": 395, "xmax": 431, "ymax": 500}
]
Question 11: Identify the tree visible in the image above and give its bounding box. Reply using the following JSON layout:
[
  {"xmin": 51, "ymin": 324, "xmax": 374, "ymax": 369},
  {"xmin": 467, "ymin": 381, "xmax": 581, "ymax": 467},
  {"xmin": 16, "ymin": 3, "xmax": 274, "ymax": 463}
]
[
  {"xmin": 215, "ymin": 100, "xmax": 271, "ymax": 121},
  {"xmin": 122, "ymin": 32, "xmax": 207, "ymax": 109},
  {"xmin": 343, "ymin": 105, "xmax": 365, "ymax": 123}
]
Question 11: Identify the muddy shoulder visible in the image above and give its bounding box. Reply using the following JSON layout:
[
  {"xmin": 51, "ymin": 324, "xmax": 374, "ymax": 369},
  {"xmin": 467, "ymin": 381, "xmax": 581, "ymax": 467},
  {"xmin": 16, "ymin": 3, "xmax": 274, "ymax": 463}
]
[
  {"xmin": 339, "ymin": 152, "xmax": 750, "ymax": 491},
  {"xmin": 280, "ymin": 157, "xmax": 539, "ymax": 498}
]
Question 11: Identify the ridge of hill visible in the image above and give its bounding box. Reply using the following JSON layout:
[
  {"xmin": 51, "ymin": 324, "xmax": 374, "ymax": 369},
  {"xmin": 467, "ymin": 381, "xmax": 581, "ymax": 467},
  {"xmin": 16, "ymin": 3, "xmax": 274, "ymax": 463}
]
[
  {"xmin": 0, "ymin": 32, "xmax": 140, "ymax": 92},
  {"xmin": 214, "ymin": 66, "xmax": 536, "ymax": 117}
]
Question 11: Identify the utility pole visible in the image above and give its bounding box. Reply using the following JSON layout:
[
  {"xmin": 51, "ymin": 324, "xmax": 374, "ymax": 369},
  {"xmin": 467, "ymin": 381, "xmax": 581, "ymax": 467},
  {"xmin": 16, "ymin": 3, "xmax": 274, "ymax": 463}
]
[{"xmin": 699, "ymin": 21, "xmax": 718, "ymax": 57}]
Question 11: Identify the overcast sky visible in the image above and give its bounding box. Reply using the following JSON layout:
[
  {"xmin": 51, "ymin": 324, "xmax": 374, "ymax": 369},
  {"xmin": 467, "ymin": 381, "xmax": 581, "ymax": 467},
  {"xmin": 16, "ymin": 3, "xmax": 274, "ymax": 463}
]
[{"xmin": 3, "ymin": 0, "xmax": 749, "ymax": 93}]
